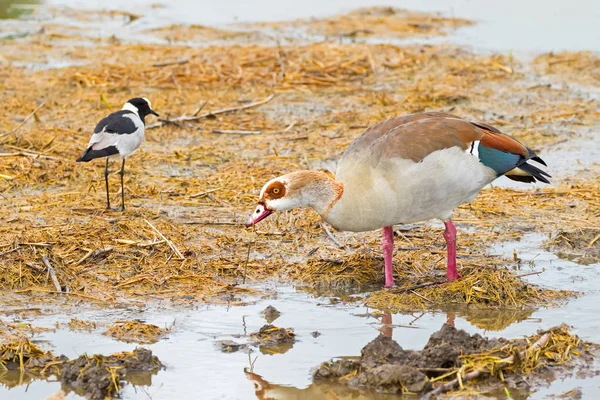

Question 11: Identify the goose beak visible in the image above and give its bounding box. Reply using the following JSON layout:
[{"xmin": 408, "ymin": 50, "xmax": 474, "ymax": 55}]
[
  {"xmin": 150, "ymin": 108, "xmax": 159, "ymax": 117},
  {"xmin": 246, "ymin": 203, "xmax": 273, "ymax": 227}
]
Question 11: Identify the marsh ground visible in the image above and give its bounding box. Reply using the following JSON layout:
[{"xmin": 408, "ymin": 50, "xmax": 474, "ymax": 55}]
[{"xmin": 0, "ymin": 1, "xmax": 599, "ymax": 399}]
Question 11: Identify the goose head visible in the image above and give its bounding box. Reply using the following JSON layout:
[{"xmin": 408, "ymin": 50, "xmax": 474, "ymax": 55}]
[{"xmin": 246, "ymin": 170, "xmax": 342, "ymax": 227}]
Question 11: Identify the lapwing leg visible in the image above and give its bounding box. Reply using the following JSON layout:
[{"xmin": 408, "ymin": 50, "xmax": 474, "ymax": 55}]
[
  {"xmin": 120, "ymin": 158, "xmax": 126, "ymax": 212},
  {"xmin": 382, "ymin": 226, "xmax": 395, "ymax": 288},
  {"xmin": 104, "ymin": 157, "xmax": 111, "ymax": 209},
  {"xmin": 443, "ymin": 220, "xmax": 461, "ymax": 281}
]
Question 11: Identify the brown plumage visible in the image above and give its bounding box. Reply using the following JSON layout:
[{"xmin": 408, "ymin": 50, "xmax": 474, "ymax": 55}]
[{"xmin": 341, "ymin": 111, "xmax": 530, "ymax": 165}]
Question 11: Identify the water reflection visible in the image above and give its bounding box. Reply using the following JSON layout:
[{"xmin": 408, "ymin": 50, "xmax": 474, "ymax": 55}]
[
  {"xmin": 458, "ymin": 308, "xmax": 536, "ymax": 332},
  {"xmin": 0, "ymin": 370, "xmax": 40, "ymax": 389},
  {"xmin": 258, "ymin": 340, "xmax": 295, "ymax": 355},
  {"xmin": 245, "ymin": 368, "xmax": 398, "ymax": 400},
  {"xmin": 0, "ymin": 364, "xmax": 158, "ymax": 397}
]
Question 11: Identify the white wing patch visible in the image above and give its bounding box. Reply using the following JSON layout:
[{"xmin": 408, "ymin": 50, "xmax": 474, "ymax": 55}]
[
  {"xmin": 88, "ymin": 131, "xmax": 117, "ymax": 150},
  {"xmin": 469, "ymin": 140, "xmax": 480, "ymax": 158}
]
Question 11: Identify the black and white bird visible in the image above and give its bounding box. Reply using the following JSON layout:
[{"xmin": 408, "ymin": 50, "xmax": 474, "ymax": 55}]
[{"xmin": 76, "ymin": 97, "xmax": 159, "ymax": 211}]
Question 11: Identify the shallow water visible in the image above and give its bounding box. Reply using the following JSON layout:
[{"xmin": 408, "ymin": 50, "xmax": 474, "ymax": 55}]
[
  {"xmin": 2, "ymin": 232, "xmax": 600, "ymax": 399},
  {"xmin": 40, "ymin": 0, "xmax": 600, "ymax": 53},
  {"xmin": 0, "ymin": 0, "xmax": 596, "ymax": 54}
]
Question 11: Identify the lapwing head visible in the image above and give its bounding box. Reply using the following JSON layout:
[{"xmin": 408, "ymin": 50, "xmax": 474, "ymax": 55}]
[{"xmin": 126, "ymin": 97, "xmax": 159, "ymax": 118}]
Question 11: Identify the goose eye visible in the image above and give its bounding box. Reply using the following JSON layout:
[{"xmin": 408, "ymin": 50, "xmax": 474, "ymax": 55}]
[{"xmin": 272, "ymin": 188, "xmax": 280, "ymax": 194}]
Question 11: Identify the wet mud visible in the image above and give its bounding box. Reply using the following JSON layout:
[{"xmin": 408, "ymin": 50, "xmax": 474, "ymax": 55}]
[
  {"xmin": 314, "ymin": 324, "xmax": 501, "ymax": 394},
  {"xmin": 60, "ymin": 348, "xmax": 163, "ymax": 400},
  {"xmin": 548, "ymin": 228, "xmax": 600, "ymax": 265},
  {"xmin": 250, "ymin": 324, "xmax": 297, "ymax": 355},
  {"xmin": 314, "ymin": 323, "xmax": 596, "ymax": 397},
  {"xmin": 0, "ymin": 337, "xmax": 162, "ymax": 400},
  {"xmin": 217, "ymin": 323, "xmax": 297, "ymax": 355},
  {"xmin": 103, "ymin": 320, "xmax": 169, "ymax": 344}
]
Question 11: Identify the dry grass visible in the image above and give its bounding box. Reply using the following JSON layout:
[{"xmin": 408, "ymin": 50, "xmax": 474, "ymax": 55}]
[
  {"xmin": 535, "ymin": 51, "xmax": 600, "ymax": 86},
  {"xmin": 247, "ymin": 6, "xmax": 472, "ymax": 38},
  {"xmin": 0, "ymin": 6, "xmax": 598, "ymax": 310},
  {"xmin": 104, "ymin": 320, "xmax": 168, "ymax": 344},
  {"xmin": 365, "ymin": 267, "xmax": 575, "ymax": 313},
  {"xmin": 146, "ymin": 24, "xmax": 269, "ymax": 45},
  {"xmin": 67, "ymin": 317, "xmax": 97, "ymax": 332},
  {"xmin": 0, "ymin": 337, "xmax": 61, "ymax": 374}
]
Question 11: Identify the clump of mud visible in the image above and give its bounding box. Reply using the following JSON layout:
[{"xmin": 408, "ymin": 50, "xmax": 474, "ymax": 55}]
[
  {"xmin": 216, "ymin": 324, "xmax": 296, "ymax": 355},
  {"xmin": 0, "ymin": 337, "xmax": 163, "ymax": 399},
  {"xmin": 103, "ymin": 320, "xmax": 169, "ymax": 344},
  {"xmin": 250, "ymin": 324, "xmax": 296, "ymax": 355},
  {"xmin": 0, "ymin": 337, "xmax": 64, "ymax": 372},
  {"xmin": 549, "ymin": 228, "xmax": 600, "ymax": 265},
  {"xmin": 61, "ymin": 348, "xmax": 163, "ymax": 400},
  {"xmin": 314, "ymin": 323, "xmax": 595, "ymax": 396},
  {"xmin": 216, "ymin": 339, "xmax": 250, "ymax": 353},
  {"xmin": 315, "ymin": 324, "xmax": 501, "ymax": 394}
]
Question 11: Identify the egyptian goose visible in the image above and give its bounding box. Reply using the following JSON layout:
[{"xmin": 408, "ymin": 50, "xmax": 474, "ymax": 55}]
[
  {"xmin": 77, "ymin": 98, "xmax": 159, "ymax": 211},
  {"xmin": 246, "ymin": 112, "xmax": 550, "ymax": 287}
]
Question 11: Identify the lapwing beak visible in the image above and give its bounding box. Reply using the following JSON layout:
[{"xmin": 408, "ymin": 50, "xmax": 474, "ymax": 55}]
[{"xmin": 150, "ymin": 109, "xmax": 159, "ymax": 117}]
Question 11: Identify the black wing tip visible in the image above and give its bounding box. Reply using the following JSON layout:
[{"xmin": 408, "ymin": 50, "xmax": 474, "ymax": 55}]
[
  {"xmin": 512, "ymin": 161, "xmax": 552, "ymax": 184},
  {"xmin": 530, "ymin": 155, "xmax": 548, "ymax": 167},
  {"xmin": 505, "ymin": 173, "xmax": 551, "ymax": 184},
  {"xmin": 77, "ymin": 146, "xmax": 119, "ymax": 162},
  {"xmin": 76, "ymin": 148, "xmax": 93, "ymax": 162}
]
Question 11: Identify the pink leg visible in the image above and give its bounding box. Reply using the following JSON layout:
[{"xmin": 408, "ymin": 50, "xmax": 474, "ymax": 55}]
[
  {"xmin": 382, "ymin": 226, "xmax": 395, "ymax": 288},
  {"xmin": 443, "ymin": 220, "xmax": 461, "ymax": 281}
]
